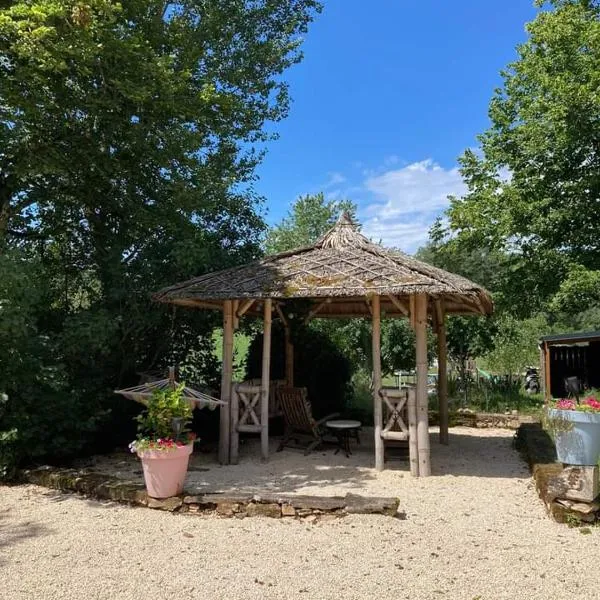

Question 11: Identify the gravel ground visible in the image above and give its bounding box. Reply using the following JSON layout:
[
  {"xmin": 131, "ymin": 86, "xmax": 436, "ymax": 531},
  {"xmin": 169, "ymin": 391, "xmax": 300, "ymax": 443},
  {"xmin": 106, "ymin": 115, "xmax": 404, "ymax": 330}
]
[
  {"xmin": 2, "ymin": 427, "xmax": 599, "ymax": 600},
  {"xmin": 81, "ymin": 426, "xmax": 530, "ymax": 497}
]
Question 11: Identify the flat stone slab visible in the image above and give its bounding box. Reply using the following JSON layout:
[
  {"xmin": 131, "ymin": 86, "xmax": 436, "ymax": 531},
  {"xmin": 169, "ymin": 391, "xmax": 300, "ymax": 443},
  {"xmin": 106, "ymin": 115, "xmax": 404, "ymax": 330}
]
[{"xmin": 344, "ymin": 493, "xmax": 399, "ymax": 516}]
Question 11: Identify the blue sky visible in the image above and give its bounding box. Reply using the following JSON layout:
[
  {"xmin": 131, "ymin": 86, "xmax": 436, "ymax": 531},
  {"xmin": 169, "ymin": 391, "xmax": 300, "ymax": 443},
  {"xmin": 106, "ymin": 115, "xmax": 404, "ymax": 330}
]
[{"xmin": 254, "ymin": 0, "xmax": 539, "ymax": 251}]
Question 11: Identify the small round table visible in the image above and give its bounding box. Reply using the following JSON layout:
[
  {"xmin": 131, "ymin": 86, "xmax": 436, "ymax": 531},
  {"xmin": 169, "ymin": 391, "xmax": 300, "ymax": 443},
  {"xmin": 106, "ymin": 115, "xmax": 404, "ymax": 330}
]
[{"xmin": 326, "ymin": 419, "xmax": 362, "ymax": 457}]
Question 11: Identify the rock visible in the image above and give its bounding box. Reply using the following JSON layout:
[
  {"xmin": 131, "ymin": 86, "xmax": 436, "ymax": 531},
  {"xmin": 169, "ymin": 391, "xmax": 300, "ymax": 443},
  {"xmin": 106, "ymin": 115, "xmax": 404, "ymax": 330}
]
[
  {"xmin": 147, "ymin": 497, "xmax": 183, "ymax": 511},
  {"xmin": 570, "ymin": 501, "xmax": 600, "ymax": 515},
  {"xmin": 103, "ymin": 481, "xmax": 147, "ymax": 505},
  {"xmin": 550, "ymin": 501, "xmax": 598, "ymax": 524},
  {"xmin": 246, "ymin": 503, "xmax": 281, "ymax": 518},
  {"xmin": 302, "ymin": 515, "xmax": 318, "ymax": 524},
  {"xmin": 183, "ymin": 492, "xmax": 252, "ymax": 506},
  {"xmin": 74, "ymin": 473, "xmax": 117, "ymax": 496},
  {"xmin": 549, "ymin": 466, "xmax": 599, "ymax": 503},
  {"xmin": 533, "ymin": 463, "xmax": 564, "ymax": 505},
  {"xmin": 216, "ymin": 502, "xmax": 239, "ymax": 517},
  {"xmin": 317, "ymin": 513, "xmax": 340, "ymax": 523},
  {"xmin": 282, "ymin": 495, "xmax": 346, "ymax": 511},
  {"xmin": 281, "ymin": 504, "xmax": 296, "ymax": 517},
  {"xmin": 344, "ymin": 494, "xmax": 400, "ymax": 516}
]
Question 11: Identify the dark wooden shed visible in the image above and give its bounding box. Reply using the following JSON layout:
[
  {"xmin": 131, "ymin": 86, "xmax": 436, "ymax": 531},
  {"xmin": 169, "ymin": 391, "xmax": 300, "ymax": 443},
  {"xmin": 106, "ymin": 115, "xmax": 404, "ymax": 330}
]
[{"xmin": 540, "ymin": 331, "xmax": 600, "ymax": 400}]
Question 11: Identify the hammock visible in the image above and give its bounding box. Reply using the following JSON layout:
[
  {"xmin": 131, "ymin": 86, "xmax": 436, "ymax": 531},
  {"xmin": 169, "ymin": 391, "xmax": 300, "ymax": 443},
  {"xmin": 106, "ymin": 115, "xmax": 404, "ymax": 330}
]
[{"xmin": 115, "ymin": 367, "xmax": 225, "ymax": 410}]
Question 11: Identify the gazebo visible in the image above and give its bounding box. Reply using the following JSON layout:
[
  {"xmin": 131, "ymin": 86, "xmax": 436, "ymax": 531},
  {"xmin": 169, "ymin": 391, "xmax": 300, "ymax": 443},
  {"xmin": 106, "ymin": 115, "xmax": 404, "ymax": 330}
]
[{"xmin": 153, "ymin": 214, "xmax": 493, "ymax": 476}]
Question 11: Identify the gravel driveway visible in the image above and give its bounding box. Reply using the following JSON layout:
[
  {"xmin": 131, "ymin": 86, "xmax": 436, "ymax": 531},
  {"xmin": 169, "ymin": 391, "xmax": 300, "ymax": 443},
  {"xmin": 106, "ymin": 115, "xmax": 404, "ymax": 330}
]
[{"xmin": 1, "ymin": 428, "xmax": 598, "ymax": 600}]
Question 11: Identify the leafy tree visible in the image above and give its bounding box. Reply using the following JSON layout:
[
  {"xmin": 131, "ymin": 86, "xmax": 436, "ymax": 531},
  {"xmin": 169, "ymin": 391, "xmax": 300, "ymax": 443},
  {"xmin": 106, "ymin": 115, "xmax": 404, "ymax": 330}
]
[
  {"xmin": 415, "ymin": 226, "xmax": 497, "ymax": 372},
  {"xmin": 265, "ymin": 192, "xmax": 356, "ymax": 253},
  {"xmin": 446, "ymin": 0, "xmax": 600, "ymax": 315},
  {"xmin": 0, "ymin": 0, "xmax": 321, "ymax": 475},
  {"xmin": 483, "ymin": 314, "xmax": 549, "ymax": 378}
]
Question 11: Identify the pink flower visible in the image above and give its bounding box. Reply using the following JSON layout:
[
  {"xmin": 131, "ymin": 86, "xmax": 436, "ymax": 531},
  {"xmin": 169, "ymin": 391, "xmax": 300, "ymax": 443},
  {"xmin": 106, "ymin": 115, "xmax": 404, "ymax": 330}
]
[
  {"xmin": 582, "ymin": 398, "xmax": 600, "ymax": 411},
  {"xmin": 556, "ymin": 399, "xmax": 576, "ymax": 410}
]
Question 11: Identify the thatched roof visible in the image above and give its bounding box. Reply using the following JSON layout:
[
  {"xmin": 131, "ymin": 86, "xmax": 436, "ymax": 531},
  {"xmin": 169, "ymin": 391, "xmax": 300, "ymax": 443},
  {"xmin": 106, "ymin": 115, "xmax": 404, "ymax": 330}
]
[{"xmin": 153, "ymin": 214, "xmax": 493, "ymax": 318}]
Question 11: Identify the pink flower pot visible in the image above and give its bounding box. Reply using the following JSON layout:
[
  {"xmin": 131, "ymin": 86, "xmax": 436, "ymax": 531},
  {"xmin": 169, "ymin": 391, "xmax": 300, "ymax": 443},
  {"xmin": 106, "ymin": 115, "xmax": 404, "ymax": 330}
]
[{"xmin": 138, "ymin": 443, "xmax": 193, "ymax": 498}]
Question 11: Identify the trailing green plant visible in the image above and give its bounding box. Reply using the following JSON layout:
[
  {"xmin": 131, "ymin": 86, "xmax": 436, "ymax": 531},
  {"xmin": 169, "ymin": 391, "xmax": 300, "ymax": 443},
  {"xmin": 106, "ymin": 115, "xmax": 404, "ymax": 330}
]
[{"xmin": 130, "ymin": 385, "xmax": 194, "ymax": 453}]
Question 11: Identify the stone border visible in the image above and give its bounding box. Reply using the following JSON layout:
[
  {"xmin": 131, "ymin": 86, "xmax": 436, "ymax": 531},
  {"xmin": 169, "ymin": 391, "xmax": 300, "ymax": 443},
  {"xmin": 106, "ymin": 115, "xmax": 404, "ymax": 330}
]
[
  {"xmin": 20, "ymin": 466, "xmax": 401, "ymax": 521},
  {"xmin": 515, "ymin": 423, "xmax": 599, "ymax": 525},
  {"xmin": 427, "ymin": 410, "xmax": 536, "ymax": 429}
]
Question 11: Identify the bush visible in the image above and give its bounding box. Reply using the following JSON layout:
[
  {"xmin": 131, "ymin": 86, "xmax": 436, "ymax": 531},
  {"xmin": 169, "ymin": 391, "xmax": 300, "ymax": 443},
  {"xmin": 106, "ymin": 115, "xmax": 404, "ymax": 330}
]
[
  {"xmin": 245, "ymin": 322, "xmax": 353, "ymax": 418},
  {"xmin": 0, "ymin": 252, "xmax": 106, "ymax": 479}
]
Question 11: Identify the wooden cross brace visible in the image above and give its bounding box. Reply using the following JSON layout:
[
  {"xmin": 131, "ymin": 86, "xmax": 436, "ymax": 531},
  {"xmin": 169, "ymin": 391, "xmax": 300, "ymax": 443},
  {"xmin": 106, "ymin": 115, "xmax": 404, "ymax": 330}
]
[
  {"xmin": 381, "ymin": 389, "xmax": 408, "ymax": 436},
  {"xmin": 238, "ymin": 388, "xmax": 261, "ymax": 427}
]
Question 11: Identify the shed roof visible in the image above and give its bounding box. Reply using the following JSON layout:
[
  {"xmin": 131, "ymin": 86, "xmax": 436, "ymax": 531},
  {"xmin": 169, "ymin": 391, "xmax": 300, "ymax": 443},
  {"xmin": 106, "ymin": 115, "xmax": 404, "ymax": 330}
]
[
  {"xmin": 540, "ymin": 331, "xmax": 600, "ymax": 345},
  {"xmin": 153, "ymin": 214, "xmax": 493, "ymax": 318}
]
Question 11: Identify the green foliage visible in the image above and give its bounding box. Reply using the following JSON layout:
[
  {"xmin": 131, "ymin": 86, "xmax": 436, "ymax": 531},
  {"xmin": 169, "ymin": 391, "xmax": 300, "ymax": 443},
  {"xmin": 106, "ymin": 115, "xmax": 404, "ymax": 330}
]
[
  {"xmin": 245, "ymin": 323, "xmax": 353, "ymax": 417},
  {"xmin": 135, "ymin": 385, "xmax": 193, "ymax": 443},
  {"xmin": 265, "ymin": 193, "xmax": 357, "ymax": 253},
  {"xmin": 550, "ymin": 265, "xmax": 600, "ymax": 323},
  {"xmin": 445, "ymin": 0, "xmax": 600, "ymax": 315},
  {"xmin": 0, "ymin": 1, "xmax": 320, "ymax": 473},
  {"xmin": 0, "ymin": 251, "xmax": 105, "ymax": 479},
  {"xmin": 483, "ymin": 314, "xmax": 549, "ymax": 376}
]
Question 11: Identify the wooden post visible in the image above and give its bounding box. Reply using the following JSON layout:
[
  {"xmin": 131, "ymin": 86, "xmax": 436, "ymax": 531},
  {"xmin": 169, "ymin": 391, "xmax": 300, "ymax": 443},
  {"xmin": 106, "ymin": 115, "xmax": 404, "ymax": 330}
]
[
  {"xmin": 261, "ymin": 299, "xmax": 272, "ymax": 461},
  {"xmin": 539, "ymin": 343, "xmax": 545, "ymax": 399},
  {"xmin": 415, "ymin": 293, "xmax": 431, "ymax": 477},
  {"xmin": 219, "ymin": 300, "xmax": 234, "ymax": 465},
  {"xmin": 544, "ymin": 342, "xmax": 552, "ymax": 402},
  {"xmin": 230, "ymin": 385, "xmax": 240, "ymax": 464},
  {"xmin": 407, "ymin": 387, "xmax": 419, "ymax": 476},
  {"xmin": 372, "ymin": 295, "xmax": 384, "ymax": 471},
  {"xmin": 284, "ymin": 325, "xmax": 294, "ymax": 387},
  {"xmin": 435, "ymin": 299, "xmax": 449, "ymax": 445}
]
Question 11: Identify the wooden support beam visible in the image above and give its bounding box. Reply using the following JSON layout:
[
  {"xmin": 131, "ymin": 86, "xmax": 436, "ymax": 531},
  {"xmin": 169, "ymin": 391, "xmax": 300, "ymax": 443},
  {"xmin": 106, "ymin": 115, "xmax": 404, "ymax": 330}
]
[
  {"xmin": 304, "ymin": 298, "xmax": 331, "ymax": 323},
  {"xmin": 372, "ymin": 295, "xmax": 384, "ymax": 471},
  {"xmin": 387, "ymin": 294, "xmax": 409, "ymax": 316},
  {"xmin": 274, "ymin": 302, "xmax": 288, "ymax": 326},
  {"xmin": 285, "ymin": 327, "xmax": 294, "ymax": 387},
  {"xmin": 435, "ymin": 299, "xmax": 449, "ymax": 445},
  {"xmin": 415, "ymin": 293, "xmax": 431, "ymax": 477},
  {"xmin": 261, "ymin": 299, "xmax": 272, "ymax": 461},
  {"xmin": 232, "ymin": 299, "xmax": 240, "ymax": 330},
  {"xmin": 236, "ymin": 299, "xmax": 255, "ymax": 319},
  {"xmin": 409, "ymin": 295, "xmax": 416, "ymax": 330},
  {"xmin": 219, "ymin": 300, "xmax": 234, "ymax": 465}
]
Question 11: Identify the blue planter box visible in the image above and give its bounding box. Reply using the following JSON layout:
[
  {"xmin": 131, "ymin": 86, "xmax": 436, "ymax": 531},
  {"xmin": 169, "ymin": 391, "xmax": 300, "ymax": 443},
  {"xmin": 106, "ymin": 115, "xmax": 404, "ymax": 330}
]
[{"xmin": 548, "ymin": 408, "xmax": 600, "ymax": 466}]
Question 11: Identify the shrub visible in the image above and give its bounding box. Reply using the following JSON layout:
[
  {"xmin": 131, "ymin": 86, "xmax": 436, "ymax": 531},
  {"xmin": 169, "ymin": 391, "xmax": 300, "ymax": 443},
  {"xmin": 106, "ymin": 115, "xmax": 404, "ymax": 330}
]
[
  {"xmin": 245, "ymin": 322, "xmax": 352, "ymax": 418},
  {"xmin": 0, "ymin": 252, "xmax": 105, "ymax": 479}
]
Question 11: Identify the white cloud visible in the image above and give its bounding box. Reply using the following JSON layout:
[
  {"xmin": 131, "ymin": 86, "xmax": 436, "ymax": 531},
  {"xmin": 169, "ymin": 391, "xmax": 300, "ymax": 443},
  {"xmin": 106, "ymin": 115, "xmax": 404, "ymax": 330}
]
[
  {"xmin": 360, "ymin": 159, "xmax": 466, "ymax": 252},
  {"xmin": 324, "ymin": 171, "xmax": 346, "ymax": 188}
]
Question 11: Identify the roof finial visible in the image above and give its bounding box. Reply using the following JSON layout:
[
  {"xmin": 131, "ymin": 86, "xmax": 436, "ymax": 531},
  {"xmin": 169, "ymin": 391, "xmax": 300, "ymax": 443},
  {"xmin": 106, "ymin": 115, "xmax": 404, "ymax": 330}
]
[{"xmin": 317, "ymin": 211, "xmax": 369, "ymax": 249}]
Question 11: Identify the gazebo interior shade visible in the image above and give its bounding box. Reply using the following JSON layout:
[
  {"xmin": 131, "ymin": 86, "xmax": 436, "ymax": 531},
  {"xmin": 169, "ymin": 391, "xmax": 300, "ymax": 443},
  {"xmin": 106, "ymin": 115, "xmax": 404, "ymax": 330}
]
[{"xmin": 153, "ymin": 213, "xmax": 493, "ymax": 318}]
